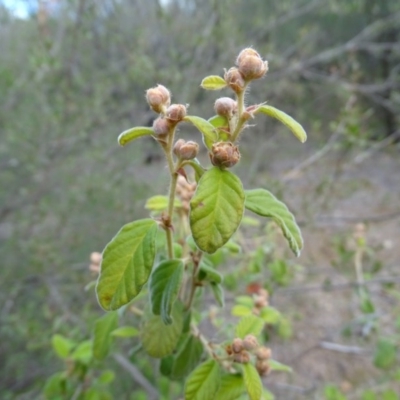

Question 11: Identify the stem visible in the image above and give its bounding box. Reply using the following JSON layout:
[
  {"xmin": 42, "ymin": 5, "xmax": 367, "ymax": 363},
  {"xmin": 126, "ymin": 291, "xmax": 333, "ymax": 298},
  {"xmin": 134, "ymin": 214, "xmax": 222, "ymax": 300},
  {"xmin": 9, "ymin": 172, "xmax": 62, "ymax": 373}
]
[
  {"xmin": 231, "ymin": 87, "xmax": 248, "ymax": 142},
  {"xmin": 185, "ymin": 252, "xmax": 202, "ymax": 310}
]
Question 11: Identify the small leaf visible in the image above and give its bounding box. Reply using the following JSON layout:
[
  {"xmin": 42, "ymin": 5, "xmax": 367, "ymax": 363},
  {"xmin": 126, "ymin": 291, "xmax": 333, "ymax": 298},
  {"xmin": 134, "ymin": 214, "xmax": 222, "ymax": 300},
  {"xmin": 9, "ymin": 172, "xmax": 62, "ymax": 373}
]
[
  {"xmin": 98, "ymin": 370, "xmax": 115, "ymax": 384},
  {"xmin": 141, "ymin": 302, "xmax": 183, "ymax": 358},
  {"xmin": 245, "ymin": 189, "xmax": 303, "ymax": 257},
  {"xmin": 71, "ymin": 340, "xmax": 92, "ymax": 364},
  {"xmin": 235, "ymin": 315, "xmax": 264, "ymax": 339},
  {"xmin": 185, "ymin": 359, "xmax": 221, "ymax": 400},
  {"xmin": 260, "ymin": 307, "xmax": 281, "ymax": 324},
  {"xmin": 232, "ymin": 305, "xmax": 253, "ymax": 317},
  {"xmin": 210, "ymin": 283, "xmax": 225, "ymax": 307},
  {"xmin": 201, "ymin": 75, "xmax": 227, "ymax": 90},
  {"xmin": 268, "ymin": 359, "xmax": 292, "ymax": 373},
  {"xmin": 208, "ymin": 115, "xmax": 229, "ymax": 128},
  {"xmin": 215, "ymin": 374, "xmax": 246, "ymax": 400},
  {"xmin": 184, "ymin": 115, "xmax": 218, "ymax": 149},
  {"xmin": 43, "ymin": 372, "xmax": 67, "ymax": 399},
  {"xmin": 199, "ymin": 261, "xmax": 223, "ymax": 284},
  {"xmin": 171, "ymin": 334, "xmax": 203, "ymax": 379},
  {"xmin": 51, "ymin": 334, "xmax": 74, "ymax": 359},
  {"xmin": 242, "ymin": 363, "xmax": 263, "ymax": 400},
  {"xmin": 149, "ymin": 259, "xmax": 184, "ymax": 324},
  {"xmin": 145, "ymin": 195, "xmax": 182, "ymax": 212},
  {"xmin": 373, "ymin": 339, "xmax": 397, "ymax": 369},
  {"xmin": 93, "ymin": 312, "xmax": 118, "ymax": 361},
  {"xmin": 160, "ymin": 355, "xmax": 175, "ymax": 377},
  {"xmin": 111, "ymin": 326, "xmax": 139, "ymax": 338},
  {"xmin": 190, "ymin": 167, "xmax": 245, "ymax": 254},
  {"xmin": 96, "ymin": 219, "xmax": 158, "ymax": 310},
  {"xmin": 256, "ymin": 105, "xmax": 307, "ymax": 143},
  {"xmin": 235, "ymin": 296, "xmax": 254, "ymax": 308},
  {"xmin": 117, "ymin": 126, "xmax": 154, "ymax": 146}
]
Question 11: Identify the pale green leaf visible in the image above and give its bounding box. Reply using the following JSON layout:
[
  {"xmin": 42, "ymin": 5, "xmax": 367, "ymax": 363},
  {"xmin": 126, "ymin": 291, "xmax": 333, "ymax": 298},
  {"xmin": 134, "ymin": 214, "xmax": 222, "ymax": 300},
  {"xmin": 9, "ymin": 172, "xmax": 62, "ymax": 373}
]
[
  {"xmin": 71, "ymin": 340, "xmax": 92, "ymax": 364},
  {"xmin": 232, "ymin": 305, "xmax": 253, "ymax": 317},
  {"xmin": 235, "ymin": 296, "xmax": 254, "ymax": 308},
  {"xmin": 211, "ymin": 283, "xmax": 225, "ymax": 307},
  {"xmin": 243, "ymin": 363, "xmax": 263, "ymax": 400},
  {"xmin": 190, "ymin": 167, "xmax": 245, "ymax": 254},
  {"xmin": 263, "ymin": 389, "xmax": 275, "ymax": 400},
  {"xmin": 141, "ymin": 302, "xmax": 183, "ymax": 358},
  {"xmin": 215, "ymin": 374, "xmax": 246, "ymax": 400},
  {"xmin": 260, "ymin": 307, "xmax": 281, "ymax": 324},
  {"xmin": 145, "ymin": 195, "xmax": 182, "ymax": 212},
  {"xmin": 51, "ymin": 334, "xmax": 74, "ymax": 359},
  {"xmin": 201, "ymin": 75, "xmax": 227, "ymax": 90},
  {"xmin": 255, "ymin": 105, "xmax": 307, "ymax": 143},
  {"xmin": 171, "ymin": 334, "xmax": 203, "ymax": 379},
  {"xmin": 235, "ymin": 315, "xmax": 264, "ymax": 339},
  {"xmin": 183, "ymin": 115, "xmax": 218, "ymax": 149},
  {"xmin": 149, "ymin": 259, "xmax": 184, "ymax": 324},
  {"xmin": 245, "ymin": 189, "xmax": 303, "ymax": 257},
  {"xmin": 93, "ymin": 312, "xmax": 118, "ymax": 361},
  {"xmin": 117, "ymin": 126, "xmax": 154, "ymax": 146},
  {"xmin": 111, "ymin": 326, "xmax": 139, "ymax": 338},
  {"xmin": 96, "ymin": 219, "xmax": 158, "ymax": 310},
  {"xmin": 185, "ymin": 359, "xmax": 221, "ymax": 400},
  {"xmin": 269, "ymin": 359, "xmax": 293, "ymax": 373},
  {"xmin": 208, "ymin": 114, "xmax": 229, "ymax": 128}
]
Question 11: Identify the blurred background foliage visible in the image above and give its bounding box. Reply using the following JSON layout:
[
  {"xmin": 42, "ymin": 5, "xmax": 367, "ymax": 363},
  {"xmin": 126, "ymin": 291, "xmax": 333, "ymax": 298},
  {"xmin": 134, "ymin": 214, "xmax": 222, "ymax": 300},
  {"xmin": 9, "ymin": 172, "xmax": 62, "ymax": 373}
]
[{"xmin": 0, "ymin": 0, "xmax": 399, "ymax": 398}]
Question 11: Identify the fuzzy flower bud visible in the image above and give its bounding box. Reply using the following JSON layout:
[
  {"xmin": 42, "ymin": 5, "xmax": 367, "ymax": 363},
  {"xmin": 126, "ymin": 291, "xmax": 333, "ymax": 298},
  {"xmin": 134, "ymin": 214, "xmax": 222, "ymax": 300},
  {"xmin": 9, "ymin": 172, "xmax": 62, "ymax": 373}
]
[
  {"xmin": 166, "ymin": 104, "xmax": 187, "ymax": 122},
  {"xmin": 236, "ymin": 48, "xmax": 268, "ymax": 81},
  {"xmin": 153, "ymin": 117, "xmax": 172, "ymax": 137},
  {"xmin": 233, "ymin": 351, "xmax": 250, "ymax": 364},
  {"xmin": 173, "ymin": 139, "xmax": 199, "ymax": 160},
  {"xmin": 209, "ymin": 142, "xmax": 240, "ymax": 168},
  {"xmin": 232, "ymin": 338, "xmax": 244, "ymax": 353},
  {"xmin": 214, "ymin": 97, "xmax": 237, "ymax": 118},
  {"xmin": 146, "ymin": 84, "xmax": 171, "ymax": 113},
  {"xmin": 224, "ymin": 67, "xmax": 246, "ymax": 93},
  {"xmin": 256, "ymin": 359, "xmax": 271, "ymax": 376},
  {"xmin": 243, "ymin": 335, "xmax": 259, "ymax": 351},
  {"xmin": 255, "ymin": 346, "xmax": 272, "ymax": 361}
]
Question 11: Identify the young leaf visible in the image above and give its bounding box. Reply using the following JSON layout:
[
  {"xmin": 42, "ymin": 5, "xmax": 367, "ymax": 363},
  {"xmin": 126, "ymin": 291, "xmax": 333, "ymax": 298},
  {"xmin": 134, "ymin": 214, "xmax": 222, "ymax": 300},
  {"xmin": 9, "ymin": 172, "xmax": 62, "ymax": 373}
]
[
  {"xmin": 208, "ymin": 115, "xmax": 229, "ymax": 128},
  {"xmin": 201, "ymin": 75, "xmax": 227, "ymax": 90},
  {"xmin": 117, "ymin": 126, "xmax": 154, "ymax": 146},
  {"xmin": 235, "ymin": 315, "xmax": 264, "ymax": 339},
  {"xmin": 210, "ymin": 282, "xmax": 225, "ymax": 307},
  {"xmin": 185, "ymin": 359, "xmax": 221, "ymax": 400},
  {"xmin": 260, "ymin": 307, "xmax": 281, "ymax": 324},
  {"xmin": 111, "ymin": 326, "xmax": 139, "ymax": 338},
  {"xmin": 141, "ymin": 302, "xmax": 183, "ymax": 358},
  {"xmin": 96, "ymin": 219, "xmax": 158, "ymax": 310},
  {"xmin": 93, "ymin": 312, "xmax": 118, "ymax": 361},
  {"xmin": 199, "ymin": 261, "xmax": 223, "ymax": 284},
  {"xmin": 255, "ymin": 105, "xmax": 307, "ymax": 143},
  {"xmin": 190, "ymin": 167, "xmax": 245, "ymax": 254},
  {"xmin": 215, "ymin": 374, "xmax": 246, "ymax": 400},
  {"xmin": 145, "ymin": 195, "xmax": 182, "ymax": 212},
  {"xmin": 183, "ymin": 115, "xmax": 218, "ymax": 149},
  {"xmin": 269, "ymin": 359, "xmax": 293, "ymax": 373},
  {"xmin": 149, "ymin": 259, "xmax": 184, "ymax": 324},
  {"xmin": 232, "ymin": 305, "xmax": 253, "ymax": 317},
  {"xmin": 245, "ymin": 189, "xmax": 303, "ymax": 257},
  {"xmin": 51, "ymin": 334, "xmax": 74, "ymax": 359},
  {"xmin": 242, "ymin": 363, "xmax": 263, "ymax": 400},
  {"xmin": 171, "ymin": 334, "xmax": 203, "ymax": 379},
  {"xmin": 70, "ymin": 340, "xmax": 92, "ymax": 364}
]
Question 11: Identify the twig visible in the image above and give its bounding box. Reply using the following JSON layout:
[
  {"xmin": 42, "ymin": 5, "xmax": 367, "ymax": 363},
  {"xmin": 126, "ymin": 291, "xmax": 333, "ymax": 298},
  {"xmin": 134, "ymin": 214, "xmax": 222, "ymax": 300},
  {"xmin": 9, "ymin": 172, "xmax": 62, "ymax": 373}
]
[{"xmin": 319, "ymin": 341, "xmax": 367, "ymax": 355}]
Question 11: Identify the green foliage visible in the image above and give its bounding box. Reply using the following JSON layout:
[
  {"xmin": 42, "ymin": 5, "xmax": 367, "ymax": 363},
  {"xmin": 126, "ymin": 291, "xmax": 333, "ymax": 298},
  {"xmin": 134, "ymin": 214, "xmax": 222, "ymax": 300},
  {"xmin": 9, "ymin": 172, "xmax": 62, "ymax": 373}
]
[
  {"xmin": 117, "ymin": 126, "xmax": 154, "ymax": 146},
  {"xmin": 236, "ymin": 315, "xmax": 265, "ymax": 339},
  {"xmin": 201, "ymin": 75, "xmax": 228, "ymax": 90},
  {"xmin": 242, "ymin": 363, "xmax": 263, "ymax": 400},
  {"xmin": 324, "ymin": 385, "xmax": 347, "ymax": 400},
  {"xmin": 373, "ymin": 339, "xmax": 398, "ymax": 370},
  {"xmin": 214, "ymin": 374, "xmax": 246, "ymax": 400},
  {"xmin": 93, "ymin": 312, "xmax": 118, "ymax": 361}
]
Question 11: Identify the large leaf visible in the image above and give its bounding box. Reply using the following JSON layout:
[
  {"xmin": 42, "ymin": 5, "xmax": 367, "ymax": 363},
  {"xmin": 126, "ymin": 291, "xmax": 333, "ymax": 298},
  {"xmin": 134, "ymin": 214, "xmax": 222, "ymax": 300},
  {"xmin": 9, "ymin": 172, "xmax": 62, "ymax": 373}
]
[
  {"xmin": 141, "ymin": 302, "xmax": 183, "ymax": 358},
  {"xmin": 96, "ymin": 219, "xmax": 158, "ymax": 310},
  {"xmin": 214, "ymin": 374, "xmax": 246, "ymax": 400},
  {"xmin": 190, "ymin": 167, "xmax": 245, "ymax": 254},
  {"xmin": 117, "ymin": 126, "xmax": 154, "ymax": 146},
  {"xmin": 185, "ymin": 359, "xmax": 221, "ymax": 400},
  {"xmin": 243, "ymin": 363, "xmax": 263, "ymax": 400},
  {"xmin": 183, "ymin": 115, "xmax": 218, "ymax": 149},
  {"xmin": 92, "ymin": 312, "xmax": 118, "ymax": 361},
  {"xmin": 201, "ymin": 75, "xmax": 227, "ymax": 90},
  {"xmin": 255, "ymin": 105, "xmax": 307, "ymax": 143},
  {"xmin": 149, "ymin": 259, "xmax": 184, "ymax": 324},
  {"xmin": 235, "ymin": 315, "xmax": 264, "ymax": 339},
  {"xmin": 245, "ymin": 189, "xmax": 303, "ymax": 257}
]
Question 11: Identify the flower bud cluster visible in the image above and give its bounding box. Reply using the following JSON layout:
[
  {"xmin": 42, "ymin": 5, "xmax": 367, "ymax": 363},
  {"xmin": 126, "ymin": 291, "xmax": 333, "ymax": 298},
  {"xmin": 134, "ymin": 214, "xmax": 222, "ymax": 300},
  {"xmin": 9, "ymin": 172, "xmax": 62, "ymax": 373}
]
[
  {"xmin": 146, "ymin": 84, "xmax": 171, "ymax": 114},
  {"xmin": 209, "ymin": 142, "xmax": 240, "ymax": 169},
  {"xmin": 89, "ymin": 252, "xmax": 102, "ymax": 273},
  {"xmin": 252, "ymin": 288, "xmax": 269, "ymax": 315},
  {"xmin": 173, "ymin": 139, "xmax": 199, "ymax": 160},
  {"xmin": 227, "ymin": 335, "xmax": 272, "ymax": 376},
  {"xmin": 175, "ymin": 175, "xmax": 196, "ymax": 212}
]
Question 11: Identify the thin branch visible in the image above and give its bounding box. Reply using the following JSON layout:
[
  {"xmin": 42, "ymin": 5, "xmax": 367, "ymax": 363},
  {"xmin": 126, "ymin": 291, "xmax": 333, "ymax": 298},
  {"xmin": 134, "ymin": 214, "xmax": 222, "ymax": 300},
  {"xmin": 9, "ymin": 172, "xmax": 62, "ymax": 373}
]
[{"xmin": 319, "ymin": 341, "xmax": 368, "ymax": 355}]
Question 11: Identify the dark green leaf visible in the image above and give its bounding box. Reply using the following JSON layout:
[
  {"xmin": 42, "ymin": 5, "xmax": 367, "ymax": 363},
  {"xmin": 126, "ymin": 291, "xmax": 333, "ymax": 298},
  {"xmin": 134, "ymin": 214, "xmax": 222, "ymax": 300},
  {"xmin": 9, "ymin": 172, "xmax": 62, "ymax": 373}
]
[
  {"xmin": 171, "ymin": 334, "xmax": 203, "ymax": 379},
  {"xmin": 199, "ymin": 261, "xmax": 223, "ymax": 284},
  {"xmin": 211, "ymin": 283, "xmax": 225, "ymax": 307},
  {"xmin": 93, "ymin": 312, "xmax": 118, "ymax": 361}
]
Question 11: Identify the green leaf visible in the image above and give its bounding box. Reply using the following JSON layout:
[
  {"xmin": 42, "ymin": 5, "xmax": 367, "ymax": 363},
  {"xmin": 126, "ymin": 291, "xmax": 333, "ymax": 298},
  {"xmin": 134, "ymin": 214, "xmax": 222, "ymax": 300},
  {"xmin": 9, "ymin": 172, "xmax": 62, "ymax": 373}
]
[
  {"xmin": 185, "ymin": 359, "xmax": 221, "ymax": 400},
  {"xmin": 211, "ymin": 283, "xmax": 225, "ymax": 307},
  {"xmin": 199, "ymin": 261, "xmax": 223, "ymax": 284},
  {"xmin": 71, "ymin": 340, "xmax": 92, "ymax": 364},
  {"xmin": 183, "ymin": 115, "xmax": 218, "ymax": 149},
  {"xmin": 361, "ymin": 390, "xmax": 377, "ymax": 400},
  {"xmin": 93, "ymin": 312, "xmax": 118, "ymax": 361},
  {"xmin": 242, "ymin": 363, "xmax": 263, "ymax": 400},
  {"xmin": 145, "ymin": 195, "xmax": 182, "ymax": 212},
  {"xmin": 201, "ymin": 75, "xmax": 227, "ymax": 90},
  {"xmin": 260, "ymin": 307, "xmax": 281, "ymax": 325},
  {"xmin": 263, "ymin": 389, "xmax": 275, "ymax": 400},
  {"xmin": 160, "ymin": 355, "xmax": 175, "ymax": 377},
  {"xmin": 190, "ymin": 167, "xmax": 245, "ymax": 254},
  {"xmin": 51, "ymin": 334, "xmax": 74, "ymax": 359},
  {"xmin": 215, "ymin": 374, "xmax": 246, "ymax": 400},
  {"xmin": 43, "ymin": 372, "xmax": 67, "ymax": 399},
  {"xmin": 111, "ymin": 326, "xmax": 139, "ymax": 338},
  {"xmin": 324, "ymin": 385, "xmax": 347, "ymax": 400},
  {"xmin": 235, "ymin": 296, "xmax": 254, "ymax": 308},
  {"xmin": 232, "ymin": 305, "xmax": 253, "ymax": 317},
  {"xmin": 171, "ymin": 334, "xmax": 203, "ymax": 379},
  {"xmin": 268, "ymin": 359, "xmax": 292, "ymax": 373},
  {"xmin": 382, "ymin": 390, "xmax": 399, "ymax": 400},
  {"xmin": 117, "ymin": 126, "xmax": 154, "ymax": 146},
  {"xmin": 208, "ymin": 115, "xmax": 229, "ymax": 128},
  {"xmin": 98, "ymin": 370, "xmax": 115, "ymax": 384},
  {"xmin": 96, "ymin": 219, "xmax": 158, "ymax": 310},
  {"xmin": 255, "ymin": 105, "xmax": 307, "ymax": 143},
  {"xmin": 245, "ymin": 189, "xmax": 303, "ymax": 257},
  {"xmin": 149, "ymin": 259, "xmax": 184, "ymax": 324},
  {"xmin": 235, "ymin": 315, "xmax": 264, "ymax": 339},
  {"xmin": 141, "ymin": 302, "xmax": 183, "ymax": 358},
  {"xmin": 373, "ymin": 339, "xmax": 397, "ymax": 369}
]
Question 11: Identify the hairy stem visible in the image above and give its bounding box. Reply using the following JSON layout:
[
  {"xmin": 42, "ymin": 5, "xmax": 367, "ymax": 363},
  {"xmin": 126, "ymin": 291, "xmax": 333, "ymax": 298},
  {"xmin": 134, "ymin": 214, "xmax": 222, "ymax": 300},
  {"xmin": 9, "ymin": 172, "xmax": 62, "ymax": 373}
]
[{"xmin": 231, "ymin": 87, "xmax": 248, "ymax": 142}]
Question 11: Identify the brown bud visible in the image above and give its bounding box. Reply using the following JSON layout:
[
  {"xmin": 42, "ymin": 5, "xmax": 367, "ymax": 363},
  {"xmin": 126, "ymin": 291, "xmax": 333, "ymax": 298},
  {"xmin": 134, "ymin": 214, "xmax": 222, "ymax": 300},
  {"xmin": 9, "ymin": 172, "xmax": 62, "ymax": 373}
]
[
  {"xmin": 232, "ymin": 338, "xmax": 244, "ymax": 353},
  {"xmin": 214, "ymin": 97, "xmax": 237, "ymax": 118},
  {"xmin": 166, "ymin": 104, "xmax": 187, "ymax": 122},
  {"xmin": 255, "ymin": 346, "xmax": 272, "ymax": 361},
  {"xmin": 243, "ymin": 335, "xmax": 259, "ymax": 351},
  {"xmin": 179, "ymin": 141, "xmax": 199, "ymax": 160},
  {"xmin": 256, "ymin": 359, "xmax": 271, "ymax": 376},
  {"xmin": 173, "ymin": 139, "xmax": 186, "ymax": 156},
  {"xmin": 236, "ymin": 48, "xmax": 268, "ymax": 81},
  {"xmin": 224, "ymin": 67, "xmax": 246, "ymax": 93},
  {"xmin": 153, "ymin": 117, "xmax": 172, "ymax": 137},
  {"xmin": 233, "ymin": 351, "xmax": 250, "ymax": 364},
  {"xmin": 209, "ymin": 142, "xmax": 240, "ymax": 168},
  {"xmin": 146, "ymin": 84, "xmax": 171, "ymax": 113},
  {"xmin": 225, "ymin": 344, "xmax": 233, "ymax": 356}
]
